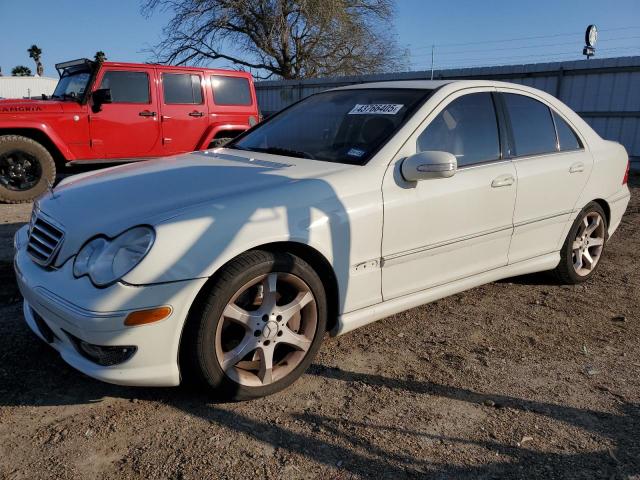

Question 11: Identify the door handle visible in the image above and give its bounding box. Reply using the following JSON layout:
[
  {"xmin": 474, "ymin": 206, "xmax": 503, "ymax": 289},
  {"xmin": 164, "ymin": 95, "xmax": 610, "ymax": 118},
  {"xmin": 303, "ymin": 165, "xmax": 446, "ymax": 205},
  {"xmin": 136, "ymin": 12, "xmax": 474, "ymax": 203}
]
[
  {"xmin": 188, "ymin": 111, "xmax": 205, "ymax": 117},
  {"xmin": 139, "ymin": 110, "xmax": 157, "ymax": 117},
  {"xmin": 491, "ymin": 174, "xmax": 515, "ymax": 188},
  {"xmin": 569, "ymin": 162, "xmax": 585, "ymax": 173}
]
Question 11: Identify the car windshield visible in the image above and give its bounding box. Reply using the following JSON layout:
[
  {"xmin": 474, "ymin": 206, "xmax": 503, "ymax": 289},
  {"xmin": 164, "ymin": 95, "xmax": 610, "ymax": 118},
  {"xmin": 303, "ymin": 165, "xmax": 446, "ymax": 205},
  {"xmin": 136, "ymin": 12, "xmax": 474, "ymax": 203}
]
[
  {"xmin": 230, "ymin": 89, "xmax": 431, "ymax": 165},
  {"xmin": 52, "ymin": 69, "xmax": 91, "ymax": 101}
]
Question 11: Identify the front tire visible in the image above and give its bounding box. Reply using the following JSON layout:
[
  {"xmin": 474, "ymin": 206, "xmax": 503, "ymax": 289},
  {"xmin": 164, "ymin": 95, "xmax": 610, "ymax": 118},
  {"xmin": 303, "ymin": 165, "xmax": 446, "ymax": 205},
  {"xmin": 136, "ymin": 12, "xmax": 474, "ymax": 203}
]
[
  {"xmin": 0, "ymin": 135, "xmax": 56, "ymax": 204},
  {"xmin": 553, "ymin": 202, "xmax": 608, "ymax": 284},
  {"xmin": 181, "ymin": 250, "xmax": 327, "ymax": 400}
]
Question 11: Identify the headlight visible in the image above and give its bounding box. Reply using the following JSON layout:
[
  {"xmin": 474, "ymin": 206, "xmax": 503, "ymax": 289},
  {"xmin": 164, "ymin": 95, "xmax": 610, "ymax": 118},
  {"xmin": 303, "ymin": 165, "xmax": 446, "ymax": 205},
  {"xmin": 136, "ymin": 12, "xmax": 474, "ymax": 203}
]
[{"xmin": 73, "ymin": 226, "xmax": 155, "ymax": 286}]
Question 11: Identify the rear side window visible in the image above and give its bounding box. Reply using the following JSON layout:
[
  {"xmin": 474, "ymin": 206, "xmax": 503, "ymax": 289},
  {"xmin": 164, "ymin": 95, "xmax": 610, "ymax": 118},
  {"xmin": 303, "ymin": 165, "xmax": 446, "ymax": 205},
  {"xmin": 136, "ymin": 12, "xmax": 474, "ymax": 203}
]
[
  {"xmin": 162, "ymin": 73, "xmax": 203, "ymax": 104},
  {"xmin": 553, "ymin": 111, "xmax": 582, "ymax": 151},
  {"xmin": 211, "ymin": 75, "xmax": 252, "ymax": 105},
  {"xmin": 417, "ymin": 92, "xmax": 500, "ymax": 167},
  {"xmin": 503, "ymin": 93, "xmax": 557, "ymax": 157},
  {"xmin": 99, "ymin": 71, "xmax": 150, "ymax": 103}
]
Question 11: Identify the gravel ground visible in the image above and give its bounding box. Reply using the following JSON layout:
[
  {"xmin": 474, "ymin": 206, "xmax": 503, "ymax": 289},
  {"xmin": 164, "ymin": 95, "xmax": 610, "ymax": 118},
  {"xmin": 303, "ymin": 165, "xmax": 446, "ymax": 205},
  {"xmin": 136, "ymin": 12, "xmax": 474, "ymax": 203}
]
[{"xmin": 0, "ymin": 177, "xmax": 638, "ymax": 480}]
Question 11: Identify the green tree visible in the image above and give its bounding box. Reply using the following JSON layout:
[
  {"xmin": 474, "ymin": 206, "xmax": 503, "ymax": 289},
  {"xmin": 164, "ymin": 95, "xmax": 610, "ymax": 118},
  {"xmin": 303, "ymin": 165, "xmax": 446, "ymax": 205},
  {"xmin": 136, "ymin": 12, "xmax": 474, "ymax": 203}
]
[
  {"xmin": 142, "ymin": 0, "xmax": 406, "ymax": 79},
  {"xmin": 27, "ymin": 45, "xmax": 44, "ymax": 76},
  {"xmin": 11, "ymin": 65, "xmax": 32, "ymax": 76},
  {"xmin": 94, "ymin": 51, "xmax": 107, "ymax": 63}
]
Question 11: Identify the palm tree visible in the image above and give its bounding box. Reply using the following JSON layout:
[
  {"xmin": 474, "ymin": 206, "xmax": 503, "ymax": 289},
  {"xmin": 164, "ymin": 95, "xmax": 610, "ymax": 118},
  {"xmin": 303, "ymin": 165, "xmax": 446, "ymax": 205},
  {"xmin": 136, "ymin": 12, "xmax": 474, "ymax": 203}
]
[
  {"xmin": 94, "ymin": 51, "xmax": 107, "ymax": 63},
  {"xmin": 12, "ymin": 65, "xmax": 32, "ymax": 76},
  {"xmin": 27, "ymin": 45, "xmax": 44, "ymax": 76}
]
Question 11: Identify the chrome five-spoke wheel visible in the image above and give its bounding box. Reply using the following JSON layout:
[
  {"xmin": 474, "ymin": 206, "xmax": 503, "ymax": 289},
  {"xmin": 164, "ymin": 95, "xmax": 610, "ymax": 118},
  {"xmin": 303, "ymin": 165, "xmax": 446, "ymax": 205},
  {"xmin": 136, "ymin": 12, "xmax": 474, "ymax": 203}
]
[
  {"xmin": 554, "ymin": 202, "xmax": 608, "ymax": 284},
  {"xmin": 182, "ymin": 250, "xmax": 326, "ymax": 400},
  {"xmin": 571, "ymin": 211, "xmax": 606, "ymax": 276},
  {"xmin": 215, "ymin": 272, "xmax": 317, "ymax": 387}
]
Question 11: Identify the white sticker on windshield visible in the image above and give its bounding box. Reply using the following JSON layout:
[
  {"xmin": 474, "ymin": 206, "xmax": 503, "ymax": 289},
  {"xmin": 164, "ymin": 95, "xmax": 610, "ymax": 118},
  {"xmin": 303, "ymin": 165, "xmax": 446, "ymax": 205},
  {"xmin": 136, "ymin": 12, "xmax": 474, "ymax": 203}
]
[
  {"xmin": 348, "ymin": 104, "xmax": 404, "ymax": 115},
  {"xmin": 347, "ymin": 148, "xmax": 365, "ymax": 157}
]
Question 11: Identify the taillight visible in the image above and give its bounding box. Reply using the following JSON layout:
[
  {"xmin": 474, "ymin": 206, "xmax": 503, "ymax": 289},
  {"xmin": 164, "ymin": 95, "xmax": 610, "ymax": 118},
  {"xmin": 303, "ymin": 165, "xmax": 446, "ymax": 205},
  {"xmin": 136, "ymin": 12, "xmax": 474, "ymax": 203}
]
[{"xmin": 623, "ymin": 158, "xmax": 630, "ymax": 185}]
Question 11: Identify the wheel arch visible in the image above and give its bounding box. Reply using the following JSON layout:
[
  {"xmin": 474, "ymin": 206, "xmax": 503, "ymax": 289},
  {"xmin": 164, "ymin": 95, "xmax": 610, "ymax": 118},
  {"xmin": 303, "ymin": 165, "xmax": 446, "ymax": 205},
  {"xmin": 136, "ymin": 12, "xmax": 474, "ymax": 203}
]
[
  {"xmin": 591, "ymin": 198, "xmax": 611, "ymax": 227},
  {"xmin": 186, "ymin": 240, "xmax": 340, "ymax": 336},
  {"xmin": 0, "ymin": 127, "xmax": 67, "ymax": 166}
]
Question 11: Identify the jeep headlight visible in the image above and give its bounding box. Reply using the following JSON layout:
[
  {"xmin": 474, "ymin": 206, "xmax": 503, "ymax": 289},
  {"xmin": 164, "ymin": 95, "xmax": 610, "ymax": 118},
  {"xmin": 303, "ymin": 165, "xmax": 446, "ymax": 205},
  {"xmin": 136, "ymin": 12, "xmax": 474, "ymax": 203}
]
[{"xmin": 73, "ymin": 226, "xmax": 155, "ymax": 286}]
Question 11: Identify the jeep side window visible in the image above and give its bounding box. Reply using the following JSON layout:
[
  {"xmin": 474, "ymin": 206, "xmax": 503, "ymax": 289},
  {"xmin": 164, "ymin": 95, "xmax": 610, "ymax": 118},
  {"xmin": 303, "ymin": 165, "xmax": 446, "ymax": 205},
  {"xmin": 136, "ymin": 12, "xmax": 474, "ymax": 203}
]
[
  {"xmin": 211, "ymin": 75, "xmax": 252, "ymax": 105},
  {"xmin": 162, "ymin": 74, "xmax": 203, "ymax": 104},
  {"xmin": 99, "ymin": 71, "xmax": 150, "ymax": 103}
]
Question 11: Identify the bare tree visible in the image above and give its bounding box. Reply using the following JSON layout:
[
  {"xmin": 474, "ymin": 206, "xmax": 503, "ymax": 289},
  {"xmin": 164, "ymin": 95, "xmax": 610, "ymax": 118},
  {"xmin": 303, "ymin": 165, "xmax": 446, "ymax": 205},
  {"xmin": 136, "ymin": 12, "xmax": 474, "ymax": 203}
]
[
  {"xmin": 27, "ymin": 45, "xmax": 44, "ymax": 76},
  {"xmin": 142, "ymin": 0, "xmax": 406, "ymax": 79},
  {"xmin": 12, "ymin": 65, "xmax": 32, "ymax": 77}
]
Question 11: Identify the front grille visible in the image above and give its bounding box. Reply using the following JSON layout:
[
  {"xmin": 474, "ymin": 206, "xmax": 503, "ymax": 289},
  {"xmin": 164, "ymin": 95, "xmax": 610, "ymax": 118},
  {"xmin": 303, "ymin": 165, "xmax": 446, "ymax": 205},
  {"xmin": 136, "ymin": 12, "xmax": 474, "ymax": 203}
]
[{"xmin": 26, "ymin": 214, "xmax": 64, "ymax": 266}]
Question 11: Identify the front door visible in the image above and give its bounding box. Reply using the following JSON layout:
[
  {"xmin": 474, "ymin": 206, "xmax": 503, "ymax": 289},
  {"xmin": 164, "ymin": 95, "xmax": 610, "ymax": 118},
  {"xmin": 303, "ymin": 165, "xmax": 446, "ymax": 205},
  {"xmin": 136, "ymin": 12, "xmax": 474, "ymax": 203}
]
[
  {"xmin": 90, "ymin": 67, "xmax": 162, "ymax": 158},
  {"xmin": 157, "ymin": 70, "xmax": 209, "ymax": 154},
  {"xmin": 497, "ymin": 90, "xmax": 593, "ymax": 263},
  {"xmin": 382, "ymin": 90, "xmax": 517, "ymax": 300}
]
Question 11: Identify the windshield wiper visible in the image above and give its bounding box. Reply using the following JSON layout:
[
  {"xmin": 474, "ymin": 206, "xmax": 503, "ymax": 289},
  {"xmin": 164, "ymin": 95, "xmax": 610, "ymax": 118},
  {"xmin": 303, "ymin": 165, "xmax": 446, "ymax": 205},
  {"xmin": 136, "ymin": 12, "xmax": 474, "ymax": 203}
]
[{"xmin": 248, "ymin": 146, "xmax": 313, "ymax": 159}]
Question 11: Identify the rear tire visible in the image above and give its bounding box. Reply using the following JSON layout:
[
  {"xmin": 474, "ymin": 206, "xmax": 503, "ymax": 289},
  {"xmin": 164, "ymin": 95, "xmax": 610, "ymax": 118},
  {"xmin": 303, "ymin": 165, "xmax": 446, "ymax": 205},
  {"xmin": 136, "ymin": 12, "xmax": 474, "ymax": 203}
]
[
  {"xmin": 553, "ymin": 202, "xmax": 608, "ymax": 284},
  {"xmin": 0, "ymin": 135, "xmax": 56, "ymax": 204},
  {"xmin": 209, "ymin": 137, "xmax": 233, "ymax": 148},
  {"xmin": 180, "ymin": 250, "xmax": 327, "ymax": 401}
]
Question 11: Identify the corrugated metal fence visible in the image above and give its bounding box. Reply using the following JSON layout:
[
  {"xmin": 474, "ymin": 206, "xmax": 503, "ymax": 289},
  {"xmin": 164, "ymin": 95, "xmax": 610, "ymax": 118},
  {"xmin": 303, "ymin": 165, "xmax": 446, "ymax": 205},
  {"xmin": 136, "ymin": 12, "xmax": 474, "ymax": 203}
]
[
  {"xmin": 255, "ymin": 56, "xmax": 640, "ymax": 167},
  {"xmin": 0, "ymin": 76, "xmax": 58, "ymax": 99}
]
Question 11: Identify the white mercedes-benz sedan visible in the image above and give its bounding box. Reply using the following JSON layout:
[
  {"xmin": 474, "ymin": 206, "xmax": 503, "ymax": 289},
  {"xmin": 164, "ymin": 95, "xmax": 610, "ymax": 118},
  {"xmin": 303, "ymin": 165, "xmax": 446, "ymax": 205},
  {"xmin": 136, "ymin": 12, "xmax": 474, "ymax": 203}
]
[{"xmin": 14, "ymin": 80, "xmax": 630, "ymax": 400}]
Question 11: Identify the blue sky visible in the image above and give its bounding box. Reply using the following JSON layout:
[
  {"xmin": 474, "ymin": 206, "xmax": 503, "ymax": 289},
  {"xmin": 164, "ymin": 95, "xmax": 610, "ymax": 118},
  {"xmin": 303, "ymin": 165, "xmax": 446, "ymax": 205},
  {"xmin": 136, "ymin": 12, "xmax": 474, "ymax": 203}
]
[{"xmin": 1, "ymin": 0, "xmax": 639, "ymax": 78}]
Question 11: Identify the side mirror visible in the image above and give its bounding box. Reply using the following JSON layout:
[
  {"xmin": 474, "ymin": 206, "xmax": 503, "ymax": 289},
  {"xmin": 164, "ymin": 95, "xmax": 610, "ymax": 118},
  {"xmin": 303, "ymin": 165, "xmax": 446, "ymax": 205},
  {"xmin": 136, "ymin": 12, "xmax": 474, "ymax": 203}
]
[
  {"xmin": 401, "ymin": 151, "xmax": 457, "ymax": 181},
  {"xmin": 92, "ymin": 88, "xmax": 112, "ymax": 106}
]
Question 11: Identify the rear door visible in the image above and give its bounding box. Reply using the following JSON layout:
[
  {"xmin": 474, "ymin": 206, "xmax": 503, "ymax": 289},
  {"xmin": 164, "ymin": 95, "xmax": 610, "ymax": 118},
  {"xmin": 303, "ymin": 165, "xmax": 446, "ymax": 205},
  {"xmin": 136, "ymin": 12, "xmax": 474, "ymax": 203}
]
[
  {"xmin": 497, "ymin": 90, "xmax": 593, "ymax": 263},
  {"xmin": 158, "ymin": 69, "xmax": 208, "ymax": 154},
  {"xmin": 90, "ymin": 67, "xmax": 161, "ymax": 158}
]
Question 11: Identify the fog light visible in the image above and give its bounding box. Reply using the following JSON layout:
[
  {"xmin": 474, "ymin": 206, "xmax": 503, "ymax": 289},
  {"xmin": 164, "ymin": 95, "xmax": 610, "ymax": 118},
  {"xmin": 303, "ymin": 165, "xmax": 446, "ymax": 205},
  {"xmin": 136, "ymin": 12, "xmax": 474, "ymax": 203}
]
[
  {"xmin": 124, "ymin": 306, "xmax": 172, "ymax": 326},
  {"xmin": 64, "ymin": 330, "xmax": 136, "ymax": 366}
]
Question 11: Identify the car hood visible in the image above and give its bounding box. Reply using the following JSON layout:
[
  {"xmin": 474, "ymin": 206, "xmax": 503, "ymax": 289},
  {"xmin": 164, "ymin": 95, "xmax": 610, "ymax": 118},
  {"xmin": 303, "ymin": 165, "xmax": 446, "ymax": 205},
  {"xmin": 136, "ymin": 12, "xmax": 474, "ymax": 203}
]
[
  {"xmin": 0, "ymin": 98, "xmax": 65, "ymax": 114},
  {"xmin": 37, "ymin": 149, "xmax": 350, "ymax": 265}
]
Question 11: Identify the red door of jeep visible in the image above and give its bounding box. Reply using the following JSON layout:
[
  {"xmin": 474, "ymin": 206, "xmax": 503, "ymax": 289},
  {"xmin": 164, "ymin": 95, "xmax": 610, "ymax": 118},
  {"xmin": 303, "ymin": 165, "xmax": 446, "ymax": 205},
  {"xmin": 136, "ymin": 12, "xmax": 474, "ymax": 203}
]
[
  {"xmin": 89, "ymin": 67, "xmax": 162, "ymax": 159},
  {"xmin": 157, "ymin": 68, "xmax": 209, "ymax": 154}
]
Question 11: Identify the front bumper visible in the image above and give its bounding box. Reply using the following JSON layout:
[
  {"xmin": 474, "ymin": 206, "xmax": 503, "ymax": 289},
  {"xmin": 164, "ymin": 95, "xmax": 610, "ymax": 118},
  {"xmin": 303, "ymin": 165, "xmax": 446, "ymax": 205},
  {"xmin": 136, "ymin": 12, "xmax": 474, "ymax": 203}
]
[{"xmin": 14, "ymin": 226, "xmax": 208, "ymax": 387}]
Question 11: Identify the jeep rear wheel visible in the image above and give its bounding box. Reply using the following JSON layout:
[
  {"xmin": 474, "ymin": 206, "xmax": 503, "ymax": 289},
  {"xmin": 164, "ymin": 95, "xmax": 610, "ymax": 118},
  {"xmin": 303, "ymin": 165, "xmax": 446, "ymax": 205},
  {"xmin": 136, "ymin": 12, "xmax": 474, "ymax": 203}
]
[{"xmin": 0, "ymin": 135, "xmax": 56, "ymax": 204}]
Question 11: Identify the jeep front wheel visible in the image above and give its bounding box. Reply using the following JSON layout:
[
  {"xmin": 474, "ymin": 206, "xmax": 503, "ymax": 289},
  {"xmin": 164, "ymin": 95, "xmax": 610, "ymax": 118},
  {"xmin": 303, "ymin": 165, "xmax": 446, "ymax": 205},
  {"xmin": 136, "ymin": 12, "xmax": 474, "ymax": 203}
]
[{"xmin": 0, "ymin": 135, "xmax": 56, "ymax": 204}]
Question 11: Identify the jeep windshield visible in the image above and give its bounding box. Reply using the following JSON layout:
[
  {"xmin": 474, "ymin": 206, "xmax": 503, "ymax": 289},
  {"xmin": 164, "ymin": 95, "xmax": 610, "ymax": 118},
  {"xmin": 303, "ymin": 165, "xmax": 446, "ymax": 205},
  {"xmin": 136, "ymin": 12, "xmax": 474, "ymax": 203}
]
[
  {"xmin": 229, "ymin": 89, "xmax": 431, "ymax": 165},
  {"xmin": 51, "ymin": 69, "xmax": 92, "ymax": 101}
]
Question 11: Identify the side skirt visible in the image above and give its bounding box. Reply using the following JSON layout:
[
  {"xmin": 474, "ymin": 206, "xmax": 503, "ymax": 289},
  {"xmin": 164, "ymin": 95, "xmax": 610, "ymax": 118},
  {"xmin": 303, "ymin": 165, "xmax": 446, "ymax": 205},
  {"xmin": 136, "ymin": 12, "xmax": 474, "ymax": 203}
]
[{"xmin": 332, "ymin": 252, "xmax": 560, "ymax": 336}]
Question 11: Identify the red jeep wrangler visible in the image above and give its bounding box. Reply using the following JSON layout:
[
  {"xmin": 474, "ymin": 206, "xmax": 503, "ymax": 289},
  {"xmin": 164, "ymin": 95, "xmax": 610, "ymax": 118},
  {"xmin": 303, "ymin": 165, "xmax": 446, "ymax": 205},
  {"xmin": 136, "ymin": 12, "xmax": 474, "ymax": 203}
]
[{"xmin": 0, "ymin": 58, "xmax": 260, "ymax": 203}]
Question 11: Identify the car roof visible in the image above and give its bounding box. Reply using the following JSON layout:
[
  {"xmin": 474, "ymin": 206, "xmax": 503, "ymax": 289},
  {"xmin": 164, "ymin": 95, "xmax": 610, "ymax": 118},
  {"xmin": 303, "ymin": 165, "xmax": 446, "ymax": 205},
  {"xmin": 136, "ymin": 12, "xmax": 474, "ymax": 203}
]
[
  {"xmin": 99, "ymin": 61, "xmax": 252, "ymax": 78},
  {"xmin": 330, "ymin": 79, "xmax": 538, "ymax": 91}
]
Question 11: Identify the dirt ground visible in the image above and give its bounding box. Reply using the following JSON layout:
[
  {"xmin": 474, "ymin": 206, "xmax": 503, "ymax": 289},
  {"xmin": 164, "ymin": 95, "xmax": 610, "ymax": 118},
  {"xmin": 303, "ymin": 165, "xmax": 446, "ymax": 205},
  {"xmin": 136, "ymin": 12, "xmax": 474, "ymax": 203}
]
[{"xmin": 0, "ymin": 177, "xmax": 638, "ymax": 480}]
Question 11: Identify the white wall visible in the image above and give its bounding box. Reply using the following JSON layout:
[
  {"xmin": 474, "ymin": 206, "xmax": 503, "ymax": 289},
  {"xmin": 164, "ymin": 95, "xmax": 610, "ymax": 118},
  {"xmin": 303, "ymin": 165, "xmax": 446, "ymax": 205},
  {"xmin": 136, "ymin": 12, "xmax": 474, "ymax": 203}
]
[{"xmin": 0, "ymin": 76, "xmax": 58, "ymax": 99}]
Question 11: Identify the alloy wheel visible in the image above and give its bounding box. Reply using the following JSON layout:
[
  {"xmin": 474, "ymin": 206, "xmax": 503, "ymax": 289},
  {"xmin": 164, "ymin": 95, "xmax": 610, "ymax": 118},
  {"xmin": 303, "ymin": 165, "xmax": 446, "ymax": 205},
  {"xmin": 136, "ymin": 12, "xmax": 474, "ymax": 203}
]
[
  {"xmin": 572, "ymin": 211, "xmax": 605, "ymax": 276},
  {"xmin": 214, "ymin": 272, "xmax": 318, "ymax": 387}
]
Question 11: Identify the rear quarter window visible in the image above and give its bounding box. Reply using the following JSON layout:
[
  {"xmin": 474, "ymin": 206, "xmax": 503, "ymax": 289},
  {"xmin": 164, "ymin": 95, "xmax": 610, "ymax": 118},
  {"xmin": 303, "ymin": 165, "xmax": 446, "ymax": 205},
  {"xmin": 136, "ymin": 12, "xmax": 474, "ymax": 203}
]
[{"xmin": 211, "ymin": 76, "xmax": 252, "ymax": 105}]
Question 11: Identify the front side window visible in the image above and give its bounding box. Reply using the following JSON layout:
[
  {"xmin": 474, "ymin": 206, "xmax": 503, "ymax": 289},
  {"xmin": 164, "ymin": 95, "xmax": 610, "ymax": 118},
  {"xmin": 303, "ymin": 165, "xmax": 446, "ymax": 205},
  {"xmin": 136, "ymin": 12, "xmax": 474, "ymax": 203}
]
[
  {"xmin": 417, "ymin": 93, "xmax": 500, "ymax": 167},
  {"xmin": 162, "ymin": 73, "xmax": 203, "ymax": 104},
  {"xmin": 231, "ymin": 89, "xmax": 430, "ymax": 165},
  {"xmin": 211, "ymin": 75, "xmax": 252, "ymax": 105},
  {"xmin": 553, "ymin": 111, "xmax": 582, "ymax": 151},
  {"xmin": 99, "ymin": 71, "xmax": 150, "ymax": 103},
  {"xmin": 503, "ymin": 93, "xmax": 557, "ymax": 157}
]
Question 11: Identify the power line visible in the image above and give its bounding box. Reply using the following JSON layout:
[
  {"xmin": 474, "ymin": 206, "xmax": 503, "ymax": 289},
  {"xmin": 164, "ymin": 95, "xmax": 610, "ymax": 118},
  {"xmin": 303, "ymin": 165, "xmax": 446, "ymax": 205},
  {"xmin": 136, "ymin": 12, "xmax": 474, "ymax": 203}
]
[
  {"xmin": 408, "ymin": 24, "xmax": 640, "ymax": 51},
  {"xmin": 408, "ymin": 35, "xmax": 640, "ymax": 58},
  {"xmin": 414, "ymin": 46, "xmax": 640, "ymax": 70}
]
